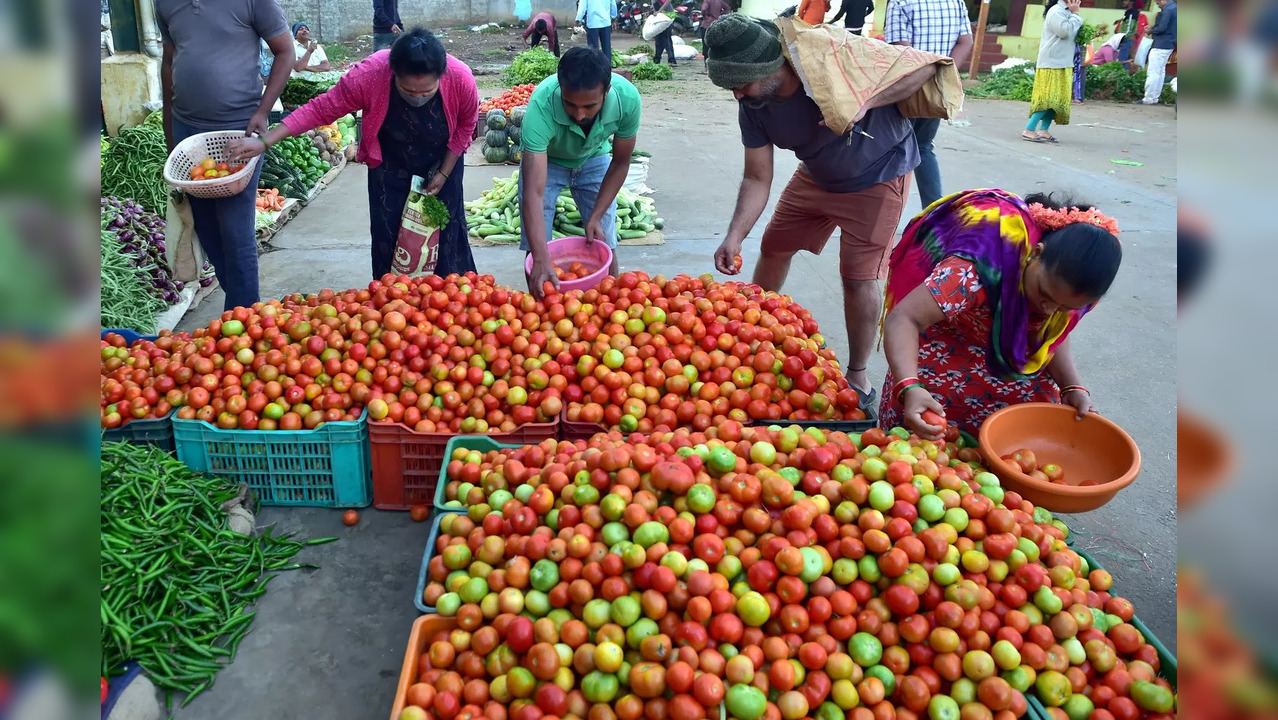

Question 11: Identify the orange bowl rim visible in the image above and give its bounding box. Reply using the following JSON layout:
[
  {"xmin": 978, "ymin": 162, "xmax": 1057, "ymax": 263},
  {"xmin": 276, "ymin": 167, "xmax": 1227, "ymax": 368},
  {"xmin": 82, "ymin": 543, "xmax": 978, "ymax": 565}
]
[{"xmin": 977, "ymin": 402, "xmax": 1142, "ymax": 497}]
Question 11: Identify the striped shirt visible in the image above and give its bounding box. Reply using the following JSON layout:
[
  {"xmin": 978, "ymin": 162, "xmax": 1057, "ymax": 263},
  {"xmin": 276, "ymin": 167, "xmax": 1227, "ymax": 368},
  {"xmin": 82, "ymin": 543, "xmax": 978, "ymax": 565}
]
[{"xmin": 883, "ymin": 0, "xmax": 971, "ymax": 57}]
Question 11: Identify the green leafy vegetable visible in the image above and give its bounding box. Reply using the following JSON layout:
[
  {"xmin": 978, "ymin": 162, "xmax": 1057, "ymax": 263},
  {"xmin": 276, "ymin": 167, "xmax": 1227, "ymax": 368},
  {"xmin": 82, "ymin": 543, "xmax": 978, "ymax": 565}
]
[
  {"xmin": 505, "ymin": 47, "xmax": 560, "ymax": 85},
  {"xmin": 631, "ymin": 62, "xmax": 674, "ymax": 81},
  {"xmin": 421, "ymin": 194, "xmax": 451, "ymax": 229}
]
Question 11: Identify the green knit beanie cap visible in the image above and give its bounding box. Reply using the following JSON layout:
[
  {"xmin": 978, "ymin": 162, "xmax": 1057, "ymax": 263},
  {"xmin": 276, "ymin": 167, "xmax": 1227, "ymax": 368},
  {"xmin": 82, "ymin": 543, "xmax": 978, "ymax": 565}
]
[{"xmin": 704, "ymin": 13, "xmax": 785, "ymax": 89}]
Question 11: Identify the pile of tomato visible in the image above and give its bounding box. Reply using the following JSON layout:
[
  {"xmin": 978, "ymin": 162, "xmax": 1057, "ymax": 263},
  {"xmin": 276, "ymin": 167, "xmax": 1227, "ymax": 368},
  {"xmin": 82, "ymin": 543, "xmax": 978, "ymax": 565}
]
[
  {"xmin": 414, "ymin": 424, "xmax": 1176, "ymax": 720},
  {"xmin": 189, "ymin": 157, "xmax": 245, "ymax": 181},
  {"xmin": 555, "ymin": 261, "xmax": 594, "ymax": 282},
  {"xmin": 101, "ymin": 271, "xmax": 863, "ymax": 433},
  {"xmin": 479, "ymin": 85, "xmax": 537, "ymax": 115}
]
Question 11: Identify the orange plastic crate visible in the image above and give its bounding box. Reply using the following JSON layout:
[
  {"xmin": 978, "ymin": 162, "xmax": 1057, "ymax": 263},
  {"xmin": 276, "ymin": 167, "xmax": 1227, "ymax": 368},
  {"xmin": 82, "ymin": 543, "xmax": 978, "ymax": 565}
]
[
  {"xmin": 369, "ymin": 418, "xmax": 559, "ymax": 510},
  {"xmin": 389, "ymin": 614, "xmax": 459, "ymax": 720}
]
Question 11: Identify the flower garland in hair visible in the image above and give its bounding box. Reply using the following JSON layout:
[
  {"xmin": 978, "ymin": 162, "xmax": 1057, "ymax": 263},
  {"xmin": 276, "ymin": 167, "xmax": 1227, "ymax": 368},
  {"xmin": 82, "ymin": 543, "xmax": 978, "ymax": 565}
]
[{"xmin": 1027, "ymin": 203, "xmax": 1121, "ymax": 236}]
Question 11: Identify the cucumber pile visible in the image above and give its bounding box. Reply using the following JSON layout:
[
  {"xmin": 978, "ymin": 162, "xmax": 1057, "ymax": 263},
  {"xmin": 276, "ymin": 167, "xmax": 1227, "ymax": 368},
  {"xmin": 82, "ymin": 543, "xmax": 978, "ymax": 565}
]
[
  {"xmin": 258, "ymin": 133, "xmax": 332, "ymax": 200},
  {"xmin": 465, "ymin": 172, "xmax": 664, "ymax": 244}
]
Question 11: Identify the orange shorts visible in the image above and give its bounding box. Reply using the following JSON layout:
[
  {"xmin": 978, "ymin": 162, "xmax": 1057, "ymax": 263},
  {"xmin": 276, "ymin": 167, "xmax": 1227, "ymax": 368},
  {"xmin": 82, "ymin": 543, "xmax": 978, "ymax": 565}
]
[{"xmin": 760, "ymin": 168, "xmax": 911, "ymax": 281}]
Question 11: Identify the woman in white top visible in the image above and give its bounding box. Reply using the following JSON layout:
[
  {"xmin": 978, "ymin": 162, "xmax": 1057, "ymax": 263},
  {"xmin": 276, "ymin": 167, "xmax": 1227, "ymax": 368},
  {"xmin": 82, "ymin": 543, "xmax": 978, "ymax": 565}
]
[{"xmin": 292, "ymin": 21, "xmax": 332, "ymax": 75}]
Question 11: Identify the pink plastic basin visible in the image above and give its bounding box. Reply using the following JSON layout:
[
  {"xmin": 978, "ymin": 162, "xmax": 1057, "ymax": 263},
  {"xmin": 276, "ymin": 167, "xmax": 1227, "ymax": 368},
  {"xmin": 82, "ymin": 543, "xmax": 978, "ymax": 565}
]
[{"xmin": 524, "ymin": 236, "xmax": 613, "ymax": 292}]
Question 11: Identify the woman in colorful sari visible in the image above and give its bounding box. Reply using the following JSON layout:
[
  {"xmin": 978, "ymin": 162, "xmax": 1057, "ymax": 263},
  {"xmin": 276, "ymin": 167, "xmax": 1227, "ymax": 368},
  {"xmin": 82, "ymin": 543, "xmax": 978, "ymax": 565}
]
[{"xmin": 878, "ymin": 189, "xmax": 1122, "ymax": 440}]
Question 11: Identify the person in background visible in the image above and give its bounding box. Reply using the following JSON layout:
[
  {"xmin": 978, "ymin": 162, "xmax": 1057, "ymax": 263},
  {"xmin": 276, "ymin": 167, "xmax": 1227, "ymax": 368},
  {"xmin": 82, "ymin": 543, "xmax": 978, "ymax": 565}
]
[
  {"xmin": 1114, "ymin": 0, "xmax": 1148, "ymax": 64},
  {"xmin": 1072, "ymin": 33, "xmax": 1085, "ymax": 103},
  {"xmin": 654, "ymin": 0, "xmax": 679, "ymax": 66},
  {"xmin": 156, "ymin": 0, "xmax": 293, "ymax": 311},
  {"xmin": 699, "ymin": 0, "xmax": 729, "ymax": 43},
  {"xmin": 373, "ymin": 0, "xmax": 402, "ymax": 52},
  {"xmin": 879, "ymin": 189, "xmax": 1121, "ymax": 439},
  {"xmin": 1091, "ymin": 33, "xmax": 1123, "ymax": 65},
  {"xmin": 1141, "ymin": 0, "xmax": 1176, "ymax": 104},
  {"xmin": 520, "ymin": 48, "xmax": 641, "ymax": 297},
  {"xmin": 884, "ymin": 0, "xmax": 973, "ymax": 209},
  {"xmin": 229, "ymin": 29, "xmax": 479, "ymax": 279},
  {"xmin": 796, "ymin": 0, "xmax": 830, "ymax": 26},
  {"xmin": 578, "ymin": 0, "xmax": 618, "ymax": 58},
  {"xmin": 1023, "ymin": 0, "xmax": 1082, "ymax": 142},
  {"xmin": 705, "ymin": 14, "xmax": 935, "ymax": 412},
  {"xmin": 292, "ymin": 22, "xmax": 332, "ymax": 75},
  {"xmin": 831, "ymin": 0, "xmax": 873, "ymax": 34},
  {"xmin": 524, "ymin": 12, "xmax": 561, "ymax": 56}
]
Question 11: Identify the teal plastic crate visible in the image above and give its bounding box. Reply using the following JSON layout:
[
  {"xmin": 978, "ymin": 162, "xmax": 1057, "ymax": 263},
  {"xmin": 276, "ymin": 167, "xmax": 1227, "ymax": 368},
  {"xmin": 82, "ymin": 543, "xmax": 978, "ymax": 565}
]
[
  {"xmin": 172, "ymin": 409, "xmax": 371, "ymax": 507},
  {"xmin": 433, "ymin": 435, "xmax": 521, "ymax": 513},
  {"xmin": 414, "ymin": 510, "xmax": 464, "ymax": 613}
]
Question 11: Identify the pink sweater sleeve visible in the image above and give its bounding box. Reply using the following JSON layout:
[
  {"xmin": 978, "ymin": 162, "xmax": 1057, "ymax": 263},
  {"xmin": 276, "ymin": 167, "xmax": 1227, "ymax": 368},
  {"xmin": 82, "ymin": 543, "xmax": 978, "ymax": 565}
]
[
  {"xmin": 282, "ymin": 67, "xmax": 367, "ymax": 136},
  {"xmin": 446, "ymin": 56, "xmax": 480, "ymax": 157}
]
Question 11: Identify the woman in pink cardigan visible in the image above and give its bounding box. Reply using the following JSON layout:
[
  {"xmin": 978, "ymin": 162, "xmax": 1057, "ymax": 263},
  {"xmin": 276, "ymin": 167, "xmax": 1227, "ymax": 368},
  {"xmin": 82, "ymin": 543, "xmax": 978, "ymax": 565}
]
[{"xmin": 231, "ymin": 28, "xmax": 480, "ymax": 278}]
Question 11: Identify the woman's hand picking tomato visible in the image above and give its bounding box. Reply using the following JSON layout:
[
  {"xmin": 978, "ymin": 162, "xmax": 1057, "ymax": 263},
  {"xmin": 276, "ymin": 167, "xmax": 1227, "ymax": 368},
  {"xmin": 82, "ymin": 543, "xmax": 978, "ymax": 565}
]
[{"xmin": 902, "ymin": 387, "xmax": 946, "ymax": 441}]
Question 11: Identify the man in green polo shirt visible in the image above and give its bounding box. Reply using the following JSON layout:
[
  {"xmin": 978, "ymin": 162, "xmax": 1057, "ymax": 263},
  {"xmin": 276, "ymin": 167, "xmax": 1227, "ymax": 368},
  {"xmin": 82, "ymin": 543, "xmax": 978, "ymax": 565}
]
[{"xmin": 520, "ymin": 47, "xmax": 642, "ymax": 298}]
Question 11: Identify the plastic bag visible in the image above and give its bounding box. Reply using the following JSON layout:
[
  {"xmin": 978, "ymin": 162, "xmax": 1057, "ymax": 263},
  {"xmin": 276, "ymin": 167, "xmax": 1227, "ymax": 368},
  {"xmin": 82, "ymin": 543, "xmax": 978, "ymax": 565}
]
[
  {"xmin": 391, "ymin": 175, "xmax": 443, "ymax": 276},
  {"xmin": 643, "ymin": 13, "xmax": 674, "ymax": 41}
]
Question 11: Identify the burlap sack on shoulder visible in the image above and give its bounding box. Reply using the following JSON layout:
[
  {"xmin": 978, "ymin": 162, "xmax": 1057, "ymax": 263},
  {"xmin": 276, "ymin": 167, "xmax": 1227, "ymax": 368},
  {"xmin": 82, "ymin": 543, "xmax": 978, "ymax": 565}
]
[{"xmin": 774, "ymin": 17, "xmax": 965, "ymax": 135}]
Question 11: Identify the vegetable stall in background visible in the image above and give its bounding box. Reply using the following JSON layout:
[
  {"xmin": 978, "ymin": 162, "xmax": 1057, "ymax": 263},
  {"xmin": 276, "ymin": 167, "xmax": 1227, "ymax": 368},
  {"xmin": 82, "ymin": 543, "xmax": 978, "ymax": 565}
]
[{"xmin": 466, "ymin": 171, "xmax": 663, "ymax": 244}]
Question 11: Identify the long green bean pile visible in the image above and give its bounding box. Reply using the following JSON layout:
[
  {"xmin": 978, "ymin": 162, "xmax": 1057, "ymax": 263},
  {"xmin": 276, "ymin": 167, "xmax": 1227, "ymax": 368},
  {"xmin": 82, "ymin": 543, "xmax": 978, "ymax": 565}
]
[
  {"xmin": 101, "ymin": 219, "xmax": 165, "ymax": 333},
  {"xmin": 101, "ymin": 124, "xmax": 171, "ymax": 216},
  {"xmin": 101, "ymin": 442, "xmax": 337, "ymax": 709}
]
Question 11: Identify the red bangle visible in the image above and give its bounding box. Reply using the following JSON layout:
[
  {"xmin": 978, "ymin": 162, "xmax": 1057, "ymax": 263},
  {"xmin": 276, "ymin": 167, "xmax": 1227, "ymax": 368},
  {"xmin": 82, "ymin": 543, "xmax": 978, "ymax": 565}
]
[
  {"xmin": 892, "ymin": 376, "xmax": 920, "ymax": 396},
  {"xmin": 1061, "ymin": 385, "xmax": 1089, "ymax": 396}
]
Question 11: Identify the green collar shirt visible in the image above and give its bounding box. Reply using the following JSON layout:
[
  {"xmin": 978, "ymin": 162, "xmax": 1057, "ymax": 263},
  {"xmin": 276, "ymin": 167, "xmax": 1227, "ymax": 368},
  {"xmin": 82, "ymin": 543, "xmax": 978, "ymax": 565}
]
[{"xmin": 520, "ymin": 75, "xmax": 642, "ymax": 169}]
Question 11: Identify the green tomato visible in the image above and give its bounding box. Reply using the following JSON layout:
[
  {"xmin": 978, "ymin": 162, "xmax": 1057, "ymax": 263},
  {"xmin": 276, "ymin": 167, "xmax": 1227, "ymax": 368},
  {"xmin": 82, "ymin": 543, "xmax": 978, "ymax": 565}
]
[
  {"xmin": 435, "ymin": 592, "xmax": 461, "ymax": 616},
  {"xmin": 778, "ymin": 467, "xmax": 802, "ymax": 487},
  {"xmin": 530, "ymin": 559, "xmax": 559, "ymax": 593},
  {"xmin": 626, "ymin": 617, "xmax": 658, "ymax": 648},
  {"xmin": 857, "ymin": 555, "xmax": 881, "ymax": 583},
  {"xmin": 949, "ymin": 678, "xmax": 976, "ymax": 706},
  {"xmin": 633, "ymin": 521, "xmax": 669, "ymax": 548},
  {"xmin": 1034, "ymin": 585, "xmax": 1064, "ymax": 615},
  {"xmin": 749, "ymin": 441, "xmax": 777, "ymax": 466},
  {"xmin": 524, "ymin": 589, "xmax": 550, "ymax": 616},
  {"xmin": 221, "ymin": 320, "xmax": 245, "ymax": 336},
  {"xmin": 725, "ymin": 683, "xmax": 767, "ymax": 720},
  {"xmin": 686, "ymin": 484, "xmax": 716, "ymax": 514},
  {"xmin": 459, "ymin": 576, "xmax": 489, "ymax": 603},
  {"xmin": 832, "ymin": 558, "xmax": 859, "ymax": 585},
  {"xmin": 932, "ymin": 562, "xmax": 961, "ymax": 586},
  {"xmin": 707, "ymin": 445, "xmax": 737, "ymax": 474},
  {"xmin": 610, "ymin": 595, "xmax": 641, "ymax": 627},
  {"xmin": 973, "ymin": 471, "xmax": 1000, "ymax": 487},
  {"xmin": 600, "ymin": 494, "xmax": 626, "ymax": 521},
  {"xmin": 1035, "ymin": 670, "xmax": 1072, "ymax": 707},
  {"xmin": 926, "ymin": 694, "xmax": 960, "ymax": 720},
  {"xmin": 799, "ymin": 547, "xmax": 824, "ymax": 583},
  {"xmin": 736, "ymin": 591, "xmax": 771, "ymax": 627},
  {"xmin": 978, "ymin": 484, "xmax": 1005, "ymax": 504},
  {"xmin": 918, "ymin": 494, "xmax": 946, "ymax": 522},
  {"xmin": 861, "ymin": 457, "xmax": 888, "ymax": 481},
  {"xmin": 601, "ymin": 521, "xmax": 630, "ymax": 547},
  {"xmin": 868, "ymin": 481, "xmax": 896, "ymax": 512},
  {"xmin": 943, "ymin": 507, "xmax": 969, "ymax": 532},
  {"xmin": 581, "ymin": 670, "xmax": 619, "ymax": 703},
  {"xmin": 582, "ymin": 599, "xmax": 612, "ymax": 628},
  {"xmin": 849, "ymin": 632, "xmax": 882, "ymax": 667},
  {"xmin": 1062, "ymin": 694, "xmax": 1095, "ymax": 720}
]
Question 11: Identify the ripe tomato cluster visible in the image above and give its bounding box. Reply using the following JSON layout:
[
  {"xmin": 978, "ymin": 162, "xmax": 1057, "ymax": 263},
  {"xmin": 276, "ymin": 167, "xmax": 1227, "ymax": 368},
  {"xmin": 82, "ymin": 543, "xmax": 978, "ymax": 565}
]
[
  {"xmin": 479, "ymin": 85, "xmax": 536, "ymax": 115},
  {"xmin": 556, "ymin": 262, "xmax": 594, "ymax": 282},
  {"xmin": 189, "ymin": 157, "xmax": 245, "ymax": 180},
  {"xmin": 102, "ymin": 271, "xmax": 862, "ymax": 434},
  {"xmin": 544, "ymin": 272, "xmax": 862, "ymax": 433},
  {"xmin": 1001, "ymin": 450, "xmax": 1078, "ymax": 487},
  {"xmin": 416, "ymin": 423, "xmax": 1174, "ymax": 720}
]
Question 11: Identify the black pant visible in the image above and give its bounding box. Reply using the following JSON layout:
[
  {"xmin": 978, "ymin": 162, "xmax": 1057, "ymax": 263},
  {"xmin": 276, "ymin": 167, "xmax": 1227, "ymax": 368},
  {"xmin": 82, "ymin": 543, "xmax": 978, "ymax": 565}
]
[
  {"xmin": 654, "ymin": 28, "xmax": 676, "ymax": 65},
  {"xmin": 586, "ymin": 27, "xmax": 612, "ymax": 57},
  {"xmin": 530, "ymin": 30, "xmax": 560, "ymax": 56}
]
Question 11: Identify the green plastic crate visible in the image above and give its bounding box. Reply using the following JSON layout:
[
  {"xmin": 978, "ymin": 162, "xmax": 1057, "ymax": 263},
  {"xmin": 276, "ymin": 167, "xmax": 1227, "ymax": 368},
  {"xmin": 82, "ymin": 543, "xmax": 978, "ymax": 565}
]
[
  {"xmin": 1028, "ymin": 548, "xmax": 1177, "ymax": 718},
  {"xmin": 172, "ymin": 409, "xmax": 371, "ymax": 507},
  {"xmin": 414, "ymin": 510, "xmax": 464, "ymax": 613},
  {"xmin": 433, "ymin": 435, "xmax": 522, "ymax": 513}
]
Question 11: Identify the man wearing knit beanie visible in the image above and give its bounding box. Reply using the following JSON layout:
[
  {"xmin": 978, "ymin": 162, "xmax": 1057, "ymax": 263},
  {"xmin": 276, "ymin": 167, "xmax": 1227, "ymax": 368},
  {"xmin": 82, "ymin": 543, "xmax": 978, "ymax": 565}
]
[{"xmin": 706, "ymin": 13, "xmax": 939, "ymax": 412}]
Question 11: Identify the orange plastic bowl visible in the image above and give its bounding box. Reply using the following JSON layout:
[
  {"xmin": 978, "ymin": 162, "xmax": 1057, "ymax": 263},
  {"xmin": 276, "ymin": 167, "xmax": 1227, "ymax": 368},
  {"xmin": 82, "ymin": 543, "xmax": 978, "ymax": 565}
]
[{"xmin": 978, "ymin": 403, "xmax": 1141, "ymax": 514}]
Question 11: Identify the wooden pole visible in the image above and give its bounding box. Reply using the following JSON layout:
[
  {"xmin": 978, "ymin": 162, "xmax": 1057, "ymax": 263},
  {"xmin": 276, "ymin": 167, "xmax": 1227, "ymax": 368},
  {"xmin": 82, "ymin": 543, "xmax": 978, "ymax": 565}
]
[{"xmin": 969, "ymin": 0, "xmax": 991, "ymax": 79}]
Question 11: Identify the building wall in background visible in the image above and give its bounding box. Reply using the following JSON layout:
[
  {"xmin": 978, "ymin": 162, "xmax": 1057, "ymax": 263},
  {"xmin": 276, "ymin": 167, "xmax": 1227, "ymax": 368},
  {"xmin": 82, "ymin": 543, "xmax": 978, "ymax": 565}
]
[{"xmin": 277, "ymin": 0, "xmax": 581, "ymax": 42}]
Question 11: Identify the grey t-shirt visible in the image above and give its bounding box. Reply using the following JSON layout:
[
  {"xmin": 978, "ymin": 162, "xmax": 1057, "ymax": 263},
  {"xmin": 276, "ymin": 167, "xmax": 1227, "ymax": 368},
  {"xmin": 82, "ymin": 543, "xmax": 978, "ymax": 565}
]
[
  {"xmin": 156, "ymin": 0, "xmax": 289, "ymax": 127},
  {"xmin": 739, "ymin": 90, "xmax": 919, "ymax": 194}
]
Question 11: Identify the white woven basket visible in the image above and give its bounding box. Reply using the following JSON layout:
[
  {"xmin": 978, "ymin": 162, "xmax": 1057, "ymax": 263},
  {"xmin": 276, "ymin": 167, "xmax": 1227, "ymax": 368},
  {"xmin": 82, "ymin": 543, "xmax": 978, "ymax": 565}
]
[{"xmin": 164, "ymin": 131, "xmax": 260, "ymax": 199}]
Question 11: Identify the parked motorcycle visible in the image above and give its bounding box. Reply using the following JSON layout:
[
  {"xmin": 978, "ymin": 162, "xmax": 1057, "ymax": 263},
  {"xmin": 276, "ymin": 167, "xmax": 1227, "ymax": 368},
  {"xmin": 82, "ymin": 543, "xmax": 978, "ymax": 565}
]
[{"xmin": 618, "ymin": 0, "xmax": 650, "ymax": 34}]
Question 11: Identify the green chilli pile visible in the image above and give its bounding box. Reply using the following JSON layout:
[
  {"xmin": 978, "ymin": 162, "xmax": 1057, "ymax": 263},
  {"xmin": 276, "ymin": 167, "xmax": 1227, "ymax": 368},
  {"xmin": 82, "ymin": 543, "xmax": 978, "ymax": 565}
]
[{"xmin": 101, "ymin": 442, "xmax": 336, "ymax": 708}]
